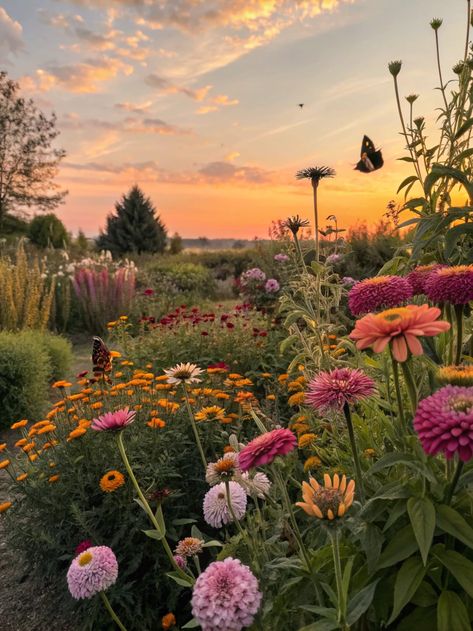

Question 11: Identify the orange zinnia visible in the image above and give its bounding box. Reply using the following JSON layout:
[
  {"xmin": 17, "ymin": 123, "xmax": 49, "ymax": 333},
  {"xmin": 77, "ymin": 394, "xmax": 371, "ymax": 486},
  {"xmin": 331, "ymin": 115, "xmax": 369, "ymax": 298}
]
[
  {"xmin": 296, "ymin": 473, "xmax": 355, "ymax": 520},
  {"xmin": 349, "ymin": 304, "xmax": 450, "ymax": 363}
]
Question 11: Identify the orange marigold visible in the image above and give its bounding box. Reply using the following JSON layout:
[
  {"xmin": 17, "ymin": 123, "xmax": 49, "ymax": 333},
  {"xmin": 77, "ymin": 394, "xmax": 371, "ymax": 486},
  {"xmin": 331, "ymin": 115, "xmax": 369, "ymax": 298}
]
[
  {"xmin": 49, "ymin": 475, "xmax": 60, "ymax": 483},
  {"xmin": 100, "ymin": 470, "xmax": 125, "ymax": 493},
  {"xmin": 0, "ymin": 459, "xmax": 11, "ymax": 470},
  {"xmin": 147, "ymin": 417, "xmax": 166, "ymax": 429},
  {"xmin": 162, "ymin": 613, "xmax": 176, "ymax": 629},
  {"xmin": 0, "ymin": 501, "xmax": 12, "ymax": 514},
  {"xmin": 11, "ymin": 420, "xmax": 28, "ymax": 430}
]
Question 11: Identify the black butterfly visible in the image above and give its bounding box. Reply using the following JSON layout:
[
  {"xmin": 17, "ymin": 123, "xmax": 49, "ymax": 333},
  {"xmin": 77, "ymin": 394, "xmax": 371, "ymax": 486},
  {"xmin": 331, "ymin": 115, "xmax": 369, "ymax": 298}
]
[
  {"xmin": 92, "ymin": 336, "xmax": 112, "ymax": 381},
  {"xmin": 355, "ymin": 135, "xmax": 383, "ymax": 173}
]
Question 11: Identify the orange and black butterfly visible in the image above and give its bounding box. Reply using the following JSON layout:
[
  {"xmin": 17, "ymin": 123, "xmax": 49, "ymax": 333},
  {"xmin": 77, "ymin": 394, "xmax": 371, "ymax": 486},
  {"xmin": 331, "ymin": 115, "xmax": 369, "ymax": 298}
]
[{"xmin": 92, "ymin": 336, "xmax": 112, "ymax": 382}]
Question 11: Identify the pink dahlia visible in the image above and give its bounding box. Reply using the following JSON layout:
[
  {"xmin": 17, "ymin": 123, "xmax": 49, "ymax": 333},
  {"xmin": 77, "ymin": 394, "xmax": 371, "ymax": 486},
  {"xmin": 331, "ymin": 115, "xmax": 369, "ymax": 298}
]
[
  {"xmin": 191, "ymin": 557, "xmax": 262, "ymax": 631},
  {"xmin": 67, "ymin": 546, "xmax": 118, "ymax": 599},
  {"xmin": 414, "ymin": 385, "xmax": 473, "ymax": 462},
  {"xmin": 74, "ymin": 539, "xmax": 93, "ymax": 556},
  {"xmin": 203, "ymin": 481, "xmax": 247, "ymax": 528},
  {"xmin": 91, "ymin": 407, "xmax": 136, "ymax": 432},
  {"xmin": 238, "ymin": 428, "xmax": 297, "ymax": 471},
  {"xmin": 306, "ymin": 368, "xmax": 375, "ymax": 411},
  {"xmin": 348, "ymin": 275, "xmax": 413, "ymax": 316},
  {"xmin": 425, "ymin": 265, "xmax": 473, "ymax": 305},
  {"xmin": 406, "ymin": 264, "xmax": 446, "ymax": 296}
]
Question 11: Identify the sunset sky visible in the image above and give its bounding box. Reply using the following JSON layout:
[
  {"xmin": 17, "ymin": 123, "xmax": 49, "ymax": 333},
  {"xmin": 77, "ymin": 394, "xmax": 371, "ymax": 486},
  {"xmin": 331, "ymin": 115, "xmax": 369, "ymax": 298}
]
[{"xmin": 0, "ymin": 0, "xmax": 468, "ymax": 238}]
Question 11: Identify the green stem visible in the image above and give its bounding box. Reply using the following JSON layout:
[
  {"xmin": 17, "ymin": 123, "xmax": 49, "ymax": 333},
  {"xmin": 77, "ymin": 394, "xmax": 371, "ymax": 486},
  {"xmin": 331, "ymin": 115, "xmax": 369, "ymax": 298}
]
[
  {"xmin": 446, "ymin": 304, "xmax": 454, "ymax": 365},
  {"xmin": 390, "ymin": 351, "xmax": 406, "ymax": 431},
  {"xmin": 116, "ymin": 433, "xmax": 194, "ymax": 583},
  {"xmin": 293, "ymin": 232, "xmax": 307, "ymax": 271},
  {"xmin": 342, "ymin": 403, "xmax": 365, "ymax": 504},
  {"xmin": 312, "ymin": 181, "xmax": 319, "ymax": 264},
  {"xmin": 393, "ymin": 75, "xmax": 422, "ymax": 182},
  {"xmin": 329, "ymin": 530, "xmax": 347, "ymax": 626},
  {"xmin": 454, "ymin": 304, "xmax": 464, "ymax": 365},
  {"xmin": 444, "ymin": 459, "xmax": 465, "ymax": 505},
  {"xmin": 183, "ymin": 386, "xmax": 207, "ymax": 470},
  {"xmin": 100, "ymin": 592, "xmax": 128, "ymax": 631},
  {"xmin": 400, "ymin": 360, "xmax": 417, "ymax": 417}
]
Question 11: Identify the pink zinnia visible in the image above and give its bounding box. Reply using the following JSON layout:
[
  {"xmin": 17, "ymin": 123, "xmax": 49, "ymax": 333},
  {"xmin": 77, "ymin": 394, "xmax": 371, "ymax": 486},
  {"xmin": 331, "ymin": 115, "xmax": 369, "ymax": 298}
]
[
  {"xmin": 425, "ymin": 266, "xmax": 473, "ymax": 305},
  {"xmin": 306, "ymin": 368, "xmax": 375, "ymax": 411},
  {"xmin": 406, "ymin": 264, "xmax": 446, "ymax": 296},
  {"xmin": 348, "ymin": 275, "xmax": 413, "ymax": 316},
  {"xmin": 191, "ymin": 557, "xmax": 262, "ymax": 631},
  {"xmin": 75, "ymin": 539, "xmax": 93, "ymax": 556},
  {"xmin": 238, "ymin": 428, "xmax": 297, "ymax": 471},
  {"xmin": 67, "ymin": 546, "xmax": 118, "ymax": 599},
  {"xmin": 91, "ymin": 407, "xmax": 136, "ymax": 432},
  {"xmin": 414, "ymin": 385, "xmax": 473, "ymax": 462}
]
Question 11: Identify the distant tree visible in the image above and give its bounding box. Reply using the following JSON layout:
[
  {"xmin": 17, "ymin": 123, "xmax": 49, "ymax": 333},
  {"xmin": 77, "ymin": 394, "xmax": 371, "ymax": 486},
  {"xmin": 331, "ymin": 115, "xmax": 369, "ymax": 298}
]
[
  {"xmin": 75, "ymin": 229, "xmax": 90, "ymax": 254},
  {"xmin": 97, "ymin": 185, "xmax": 167, "ymax": 256},
  {"xmin": 1, "ymin": 213, "xmax": 29, "ymax": 237},
  {"xmin": 0, "ymin": 72, "xmax": 67, "ymax": 230},
  {"xmin": 198, "ymin": 236, "xmax": 209, "ymax": 248},
  {"xmin": 28, "ymin": 213, "xmax": 69, "ymax": 249},
  {"xmin": 232, "ymin": 240, "xmax": 245, "ymax": 249},
  {"xmin": 169, "ymin": 232, "xmax": 183, "ymax": 255}
]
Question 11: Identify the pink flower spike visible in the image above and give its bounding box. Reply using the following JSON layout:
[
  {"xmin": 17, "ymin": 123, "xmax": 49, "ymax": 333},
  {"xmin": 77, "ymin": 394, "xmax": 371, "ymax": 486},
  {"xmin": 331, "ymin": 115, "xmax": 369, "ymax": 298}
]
[{"xmin": 91, "ymin": 407, "xmax": 136, "ymax": 432}]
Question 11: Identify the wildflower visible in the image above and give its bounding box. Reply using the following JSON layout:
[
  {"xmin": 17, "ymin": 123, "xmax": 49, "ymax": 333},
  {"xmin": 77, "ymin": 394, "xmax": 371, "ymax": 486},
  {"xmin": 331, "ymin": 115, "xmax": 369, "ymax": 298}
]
[
  {"xmin": 288, "ymin": 391, "xmax": 306, "ymax": 406},
  {"xmin": 16, "ymin": 473, "xmax": 28, "ymax": 481},
  {"xmin": 174, "ymin": 537, "xmax": 204, "ymax": 558},
  {"xmin": 37, "ymin": 424, "xmax": 56, "ymax": 435},
  {"xmin": 304, "ymin": 456, "xmax": 322, "ymax": 472},
  {"xmin": 11, "ymin": 419, "xmax": 28, "ymax": 430},
  {"xmin": 144, "ymin": 288, "xmax": 154, "ymax": 296},
  {"xmin": 306, "ymin": 368, "xmax": 375, "ymax": 411},
  {"xmin": 67, "ymin": 546, "xmax": 118, "ymax": 599},
  {"xmin": 388, "ymin": 60, "xmax": 402, "ymax": 76},
  {"xmin": 437, "ymin": 365, "xmax": 473, "ymax": 387},
  {"xmin": 348, "ymin": 275, "xmax": 413, "ymax": 316},
  {"xmin": 52, "ymin": 380, "xmax": 72, "ymax": 388},
  {"xmin": 203, "ymin": 481, "xmax": 247, "ymax": 528},
  {"xmin": 283, "ymin": 215, "xmax": 310, "ymax": 235},
  {"xmin": 0, "ymin": 460, "xmax": 10, "ymax": 470},
  {"xmin": 274, "ymin": 253, "xmax": 289, "ymax": 262},
  {"xmin": 100, "ymin": 470, "xmax": 125, "ymax": 493},
  {"xmin": 326, "ymin": 253, "xmax": 342, "ymax": 265},
  {"xmin": 195, "ymin": 406, "xmax": 226, "ymax": 422},
  {"xmin": 236, "ymin": 471, "xmax": 271, "ymax": 498},
  {"xmin": 173, "ymin": 554, "xmax": 187, "ymax": 570},
  {"xmin": 49, "ymin": 475, "xmax": 60, "ymax": 483},
  {"xmin": 206, "ymin": 453, "xmax": 239, "ymax": 485},
  {"xmin": 147, "ymin": 417, "xmax": 166, "ymax": 428},
  {"xmin": 91, "ymin": 407, "xmax": 136, "ymax": 432},
  {"xmin": 90, "ymin": 402, "xmax": 103, "ymax": 410},
  {"xmin": 296, "ymin": 473, "xmax": 355, "ymax": 520},
  {"xmin": 164, "ymin": 362, "xmax": 204, "ymax": 385},
  {"xmin": 162, "ymin": 613, "xmax": 176, "ymax": 630},
  {"xmin": 67, "ymin": 428, "xmax": 87, "ymax": 441},
  {"xmin": 75, "ymin": 540, "xmax": 93, "ymax": 556},
  {"xmin": 0, "ymin": 443, "xmax": 6, "ymax": 452},
  {"xmin": 192, "ymin": 557, "xmax": 262, "ymax": 631},
  {"xmin": 406, "ymin": 264, "xmax": 445, "ymax": 295},
  {"xmin": 425, "ymin": 266, "xmax": 473, "ymax": 305},
  {"xmin": 350, "ymin": 304, "xmax": 450, "ymax": 363},
  {"xmin": 0, "ymin": 502, "xmax": 12, "ymax": 514},
  {"xmin": 342, "ymin": 276, "xmax": 357, "ymax": 287},
  {"xmin": 298, "ymin": 433, "xmax": 317, "ymax": 449},
  {"xmin": 265, "ymin": 278, "xmax": 280, "ymax": 293},
  {"xmin": 238, "ymin": 428, "xmax": 297, "ymax": 471},
  {"xmin": 240, "ymin": 268, "xmax": 266, "ymax": 284},
  {"xmin": 414, "ymin": 385, "xmax": 473, "ymax": 461}
]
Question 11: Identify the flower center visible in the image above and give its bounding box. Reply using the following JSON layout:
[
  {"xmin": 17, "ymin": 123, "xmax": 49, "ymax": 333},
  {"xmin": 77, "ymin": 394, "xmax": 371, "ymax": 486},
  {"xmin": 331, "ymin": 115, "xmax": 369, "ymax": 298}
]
[
  {"xmin": 312, "ymin": 487, "xmax": 343, "ymax": 515},
  {"xmin": 78, "ymin": 551, "xmax": 93, "ymax": 566},
  {"xmin": 450, "ymin": 396, "xmax": 473, "ymax": 413},
  {"xmin": 214, "ymin": 459, "xmax": 235, "ymax": 474},
  {"xmin": 174, "ymin": 369, "xmax": 192, "ymax": 379}
]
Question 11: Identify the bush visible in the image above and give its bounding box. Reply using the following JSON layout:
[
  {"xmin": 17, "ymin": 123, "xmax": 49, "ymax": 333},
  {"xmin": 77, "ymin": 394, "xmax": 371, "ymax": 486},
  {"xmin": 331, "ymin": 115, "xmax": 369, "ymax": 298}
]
[
  {"xmin": 40, "ymin": 332, "xmax": 73, "ymax": 381},
  {"xmin": 144, "ymin": 261, "xmax": 216, "ymax": 297},
  {"xmin": 28, "ymin": 214, "xmax": 69, "ymax": 249}
]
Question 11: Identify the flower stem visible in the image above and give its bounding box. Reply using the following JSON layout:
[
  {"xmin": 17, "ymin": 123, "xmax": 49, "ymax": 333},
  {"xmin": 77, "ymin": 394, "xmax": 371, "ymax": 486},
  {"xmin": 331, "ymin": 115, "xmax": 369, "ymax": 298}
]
[
  {"xmin": 342, "ymin": 403, "xmax": 365, "ymax": 504},
  {"xmin": 444, "ymin": 459, "xmax": 465, "ymax": 505},
  {"xmin": 329, "ymin": 529, "xmax": 347, "ymax": 627},
  {"xmin": 390, "ymin": 350, "xmax": 406, "ymax": 431},
  {"xmin": 183, "ymin": 386, "xmax": 207, "ymax": 470},
  {"xmin": 116, "ymin": 433, "xmax": 194, "ymax": 583},
  {"xmin": 455, "ymin": 304, "xmax": 464, "ymax": 365},
  {"xmin": 400, "ymin": 360, "xmax": 417, "ymax": 417},
  {"xmin": 225, "ymin": 480, "xmax": 260, "ymax": 573},
  {"xmin": 100, "ymin": 592, "xmax": 128, "ymax": 631}
]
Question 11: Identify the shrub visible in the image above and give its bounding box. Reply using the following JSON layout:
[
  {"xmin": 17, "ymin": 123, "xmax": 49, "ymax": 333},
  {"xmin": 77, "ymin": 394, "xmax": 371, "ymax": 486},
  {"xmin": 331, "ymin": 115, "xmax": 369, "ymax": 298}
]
[
  {"xmin": 144, "ymin": 261, "xmax": 216, "ymax": 297},
  {"xmin": 40, "ymin": 332, "xmax": 73, "ymax": 381},
  {"xmin": 28, "ymin": 214, "xmax": 69, "ymax": 249}
]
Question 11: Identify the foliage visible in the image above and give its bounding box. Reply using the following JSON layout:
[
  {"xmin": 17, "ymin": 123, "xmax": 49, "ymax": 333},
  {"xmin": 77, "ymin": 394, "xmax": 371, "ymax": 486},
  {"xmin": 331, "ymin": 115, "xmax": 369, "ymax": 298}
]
[
  {"xmin": 28, "ymin": 213, "xmax": 69, "ymax": 249},
  {"xmin": 0, "ymin": 71, "xmax": 67, "ymax": 225},
  {"xmin": 169, "ymin": 232, "xmax": 183, "ymax": 255},
  {"xmin": 97, "ymin": 186, "xmax": 167, "ymax": 257},
  {"xmin": 143, "ymin": 260, "xmax": 216, "ymax": 299},
  {"xmin": 0, "ymin": 212, "xmax": 29, "ymax": 238},
  {"xmin": 39, "ymin": 331, "xmax": 73, "ymax": 381}
]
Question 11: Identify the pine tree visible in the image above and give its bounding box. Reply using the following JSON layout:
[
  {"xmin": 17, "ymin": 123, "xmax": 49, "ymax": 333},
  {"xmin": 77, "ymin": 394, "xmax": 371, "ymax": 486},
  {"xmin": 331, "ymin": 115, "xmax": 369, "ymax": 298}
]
[{"xmin": 97, "ymin": 185, "xmax": 167, "ymax": 256}]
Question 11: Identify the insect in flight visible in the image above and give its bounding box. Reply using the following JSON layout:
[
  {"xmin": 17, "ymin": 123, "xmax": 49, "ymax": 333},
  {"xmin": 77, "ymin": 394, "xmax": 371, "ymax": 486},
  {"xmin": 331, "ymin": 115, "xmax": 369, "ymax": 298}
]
[
  {"xmin": 354, "ymin": 135, "xmax": 384, "ymax": 173},
  {"xmin": 298, "ymin": 103, "xmax": 304, "ymax": 109},
  {"xmin": 92, "ymin": 336, "xmax": 113, "ymax": 382}
]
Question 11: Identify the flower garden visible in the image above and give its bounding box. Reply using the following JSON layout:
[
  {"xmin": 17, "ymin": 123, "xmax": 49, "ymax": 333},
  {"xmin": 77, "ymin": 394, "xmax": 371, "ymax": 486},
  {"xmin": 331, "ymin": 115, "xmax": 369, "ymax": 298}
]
[{"xmin": 2, "ymin": 8, "xmax": 473, "ymax": 631}]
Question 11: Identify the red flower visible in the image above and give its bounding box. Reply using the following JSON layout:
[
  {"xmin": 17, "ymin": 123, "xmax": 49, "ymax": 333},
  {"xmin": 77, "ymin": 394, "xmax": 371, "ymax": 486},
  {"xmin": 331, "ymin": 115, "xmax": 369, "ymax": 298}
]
[{"xmin": 143, "ymin": 288, "xmax": 154, "ymax": 296}]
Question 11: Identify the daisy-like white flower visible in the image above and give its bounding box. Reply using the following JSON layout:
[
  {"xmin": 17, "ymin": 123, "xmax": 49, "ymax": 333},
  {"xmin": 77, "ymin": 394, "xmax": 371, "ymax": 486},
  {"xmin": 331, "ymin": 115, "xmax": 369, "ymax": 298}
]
[
  {"xmin": 206, "ymin": 453, "xmax": 240, "ymax": 485},
  {"xmin": 236, "ymin": 471, "xmax": 272, "ymax": 498},
  {"xmin": 164, "ymin": 362, "xmax": 204, "ymax": 385}
]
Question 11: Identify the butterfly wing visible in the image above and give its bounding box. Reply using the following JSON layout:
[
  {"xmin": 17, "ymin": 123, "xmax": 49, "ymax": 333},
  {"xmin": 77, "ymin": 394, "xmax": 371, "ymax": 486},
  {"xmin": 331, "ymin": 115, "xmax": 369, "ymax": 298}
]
[
  {"xmin": 368, "ymin": 149, "xmax": 384, "ymax": 170},
  {"xmin": 361, "ymin": 135, "xmax": 375, "ymax": 156},
  {"xmin": 92, "ymin": 336, "xmax": 112, "ymax": 377},
  {"xmin": 355, "ymin": 158, "xmax": 370, "ymax": 173}
]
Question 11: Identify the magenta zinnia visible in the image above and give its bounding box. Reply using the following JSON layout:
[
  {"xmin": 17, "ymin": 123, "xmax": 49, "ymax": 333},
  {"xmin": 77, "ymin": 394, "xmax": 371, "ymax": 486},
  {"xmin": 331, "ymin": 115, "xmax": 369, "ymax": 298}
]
[
  {"xmin": 91, "ymin": 407, "xmax": 136, "ymax": 432},
  {"xmin": 348, "ymin": 275, "xmax": 413, "ymax": 316},
  {"xmin": 191, "ymin": 557, "xmax": 262, "ymax": 631},
  {"xmin": 406, "ymin": 264, "xmax": 445, "ymax": 296},
  {"xmin": 425, "ymin": 265, "xmax": 473, "ymax": 305},
  {"xmin": 306, "ymin": 368, "xmax": 375, "ymax": 411},
  {"xmin": 414, "ymin": 385, "xmax": 473, "ymax": 462},
  {"xmin": 238, "ymin": 428, "xmax": 297, "ymax": 471},
  {"xmin": 67, "ymin": 546, "xmax": 118, "ymax": 599}
]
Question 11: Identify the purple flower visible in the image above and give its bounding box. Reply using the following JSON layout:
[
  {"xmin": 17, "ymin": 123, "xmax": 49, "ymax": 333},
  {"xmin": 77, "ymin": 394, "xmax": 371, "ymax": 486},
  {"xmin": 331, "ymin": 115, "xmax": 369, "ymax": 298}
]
[
  {"xmin": 306, "ymin": 368, "xmax": 375, "ymax": 411},
  {"xmin": 203, "ymin": 481, "xmax": 247, "ymax": 528},
  {"xmin": 240, "ymin": 268, "xmax": 266, "ymax": 285},
  {"xmin": 173, "ymin": 554, "xmax": 187, "ymax": 570},
  {"xmin": 348, "ymin": 275, "xmax": 413, "ymax": 316},
  {"xmin": 238, "ymin": 428, "xmax": 297, "ymax": 471},
  {"xmin": 406, "ymin": 264, "xmax": 446, "ymax": 296},
  {"xmin": 342, "ymin": 276, "xmax": 358, "ymax": 288},
  {"xmin": 425, "ymin": 266, "xmax": 473, "ymax": 305},
  {"xmin": 274, "ymin": 253, "xmax": 289, "ymax": 262},
  {"xmin": 414, "ymin": 385, "xmax": 473, "ymax": 462},
  {"xmin": 326, "ymin": 253, "xmax": 342, "ymax": 265},
  {"xmin": 91, "ymin": 407, "xmax": 136, "ymax": 432},
  {"xmin": 264, "ymin": 278, "xmax": 280, "ymax": 293},
  {"xmin": 192, "ymin": 557, "xmax": 262, "ymax": 631},
  {"xmin": 67, "ymin": 546, "xmax": 118, "ymax": 599}
]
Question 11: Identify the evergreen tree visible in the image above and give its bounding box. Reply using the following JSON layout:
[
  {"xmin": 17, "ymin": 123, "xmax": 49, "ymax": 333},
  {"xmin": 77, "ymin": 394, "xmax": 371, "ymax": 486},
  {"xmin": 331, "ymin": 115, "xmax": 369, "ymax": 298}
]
[
  {"xmin": 169, "ymin": 232, "xmax": 183, "ymax": 254},
  {"xmin": 97, "ymin": 185, "xmax": 167, "ymax": 256}
]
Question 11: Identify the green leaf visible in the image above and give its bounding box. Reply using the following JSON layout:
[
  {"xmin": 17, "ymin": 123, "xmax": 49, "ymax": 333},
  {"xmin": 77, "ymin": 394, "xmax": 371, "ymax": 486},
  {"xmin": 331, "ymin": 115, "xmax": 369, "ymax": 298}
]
[
  {"xmin": 166, "ymin": 571, "xmax": 195, "ymax": 587},
  {"xmin": 454, "ymin": 117, "xmax": 473, "ymax": 139},
  {"xmin": 143, "ymin": 529, "xmax": 164, "ymax": 541},
  {"xmin": 377, "ymin": 525, "xmax": 418, "ymax": 569},
  {"xmin": 434, "ymin": 548, "xmax": 473, "ymax": 597},
  {"xmin": 297, "ymin": 622, "xmax": 339, "ymax": 631},
  {"xmin": 171, "ymin": 518, "xmax": 197, "ymax": 526},
  {"xmin": 346, "ymin": 579, "xmax": 380, "ymax": 625},
  {"xmin": 437, "ymin": 591, "xmax": 471, "ymax": 631},
  {"xmin": 424, "ymin": 164, "xmax": 473, "ymax": 200},
  {"xmin": 436, "ymin": 504, "xmax": 473, "ymax": 549},
  {"xmin": 396, "ymin": 607, "xmax": 437, "ymax": 631},
  {"xmin": 445, "ymin": 223, "xmax": 473, "ymax": 259},
  {"xmin": 341, "ymin": 556, "xmax": 354, "ymax": 605},
  {"xmin": 202, "ymin": 539, "xmax": 223, "ymax": 548},
  {"xmin": 457, "ymin": 147, "xmax": 473, "ymax": 161},
  {"xmin": 182, "ymin": 618, "xmax": 200, "ymax": 629},
  {"xmin": 397, "ymin": 175, "xmax": 418, "ymax": 194},
  {"xmin": 411, "ymin": 581, "xmax": 438, "ymax": 607},
  {"xmin": 387, "ymin": 556, "xmax": 426, "ymax": 624},
  {"xmin": 407, "ymin": 496, "xmax": 436, "ymax": 565}
]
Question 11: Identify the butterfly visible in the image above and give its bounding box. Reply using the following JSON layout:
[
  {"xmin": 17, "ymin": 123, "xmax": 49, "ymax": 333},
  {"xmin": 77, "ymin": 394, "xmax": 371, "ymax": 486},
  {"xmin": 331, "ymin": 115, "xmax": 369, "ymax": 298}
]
[
  {"xmin": 354, "ymin": 135, "xmax": 384, "ymax": 173},
  {"xmin": 298, "ymin": 103, "xmax": 304, "ymax": 109},
  {"xmin": 92, "ymin": 336, "xmax": 113, "ymax": 381}
]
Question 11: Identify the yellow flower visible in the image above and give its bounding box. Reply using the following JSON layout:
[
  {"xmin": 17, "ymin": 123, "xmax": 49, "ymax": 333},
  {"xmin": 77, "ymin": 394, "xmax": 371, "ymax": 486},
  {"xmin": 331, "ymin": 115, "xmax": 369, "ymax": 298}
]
[
  {"xmin": 296, "ymin": 473, "xmax": 355, "ymax": 520},
  {"xmin": 304, "ymin": 456, "xmax": 322, "ymax": 472},
  {"xmin": 214, "ymin": 392, "xmax": 230, "ymax": 400},
  {"xmin": 0, "ymin": 501, "xmax": 12, "ymax": 514},
  {"xmin": 48, "ymin": 474, "xmax": 60, "ymax": 483},
  {"xmin": 228, "ymin": 373, "xmax": 243, "ymax": 379},
  {"xmin": 11, "ymin": 419, "xmax": 28, "ymax": 430},
  {"xmin": 28, "ymin": 454, "xmax": 38, "ymax": 462},
  {"xmin": 100, "ymin": 470, "xmax": 125, "ymax": 492},
  {"xmin": 107, "ymin": 321, "xmax": 118, "ymax": 327},
  {"xmin": 147, "ymin": 417, "xmax": 166, "ymax": 429},
  {"xmin": 364, "ymin": 448, "xmax": 376, "ymax": 458},
  {"xmin": 288, "ymin": 391, "xmax": 305, "ymax": 406},
  {"xmin": 0, "ymin": 459, "xmax": 11, "ymax": 470},
  {"xmin": 119, "ymin": 315, "xmax": 128, "ymax": 321},
  {"xmin": 195, "ymin": 406, "xmax": 226, "ymax": 422},
  {"xmin": 298, "ymin": 433, "xmax": 317, "ymax": 449},
  {"xmin": 67, "ymin": 428, "xmax": 87, "ymax": 441},
  {"xmin": 288, "ymin": 380, "xmax": 304, "ymax": 392},
  {"xmin": 260, "ymin": 372, "xmax": 272, "ymax": 378},
  {"xmin": 22, "ymin": 442, "xmax": 36, "ymax": 453}
]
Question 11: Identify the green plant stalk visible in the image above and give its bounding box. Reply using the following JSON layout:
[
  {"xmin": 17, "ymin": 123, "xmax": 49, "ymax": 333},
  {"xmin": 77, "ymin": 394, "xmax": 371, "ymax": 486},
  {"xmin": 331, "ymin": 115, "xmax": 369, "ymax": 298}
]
[
  {"xmin": 312, "ymin": 181, "xmax": 320, "ymax": 263},
  {"xmin": 100, "ymin": 592, "xmax": 128, "ymax": 631},
  {"xmin": 342, "ymin": 403, "xmax": 365, "ymax": 504},
  {"xmin": 434, "ymin": 29, "xmax": 454, "ymax": 143},
  {"xmin": 116, "ymin": 432, "xmax": 194, "ymax": 583},
  {"xmin": 454, "ymin": 304, "xmax": 464, "ymax": 365},
  {"xmin": 293, "ymin": 232, "xmax": 307, "ymax": 271},
  {"xmin": 446, "ymin": 303, "xmax": 454, "ymax": 365},
  {"xmin": 392, "ymin": 75, "xmax": 423, "ymax": 182},
  {"xmin": 444, "ymin": 459, "xmax": 465, "ymax": 505},
  {"xmin": 390, "ymin": 350, "xmax": 406, "ymax": 431},
  {"xmin": 183, "ymin": 386, "xmax": 207, "ymax": 470},
  {"xmin": 329, "ymin": 529, "xmax": 347, "ymax": 627},
  {"xmin": 400, "ymin": 360, "xmax": 418, "ymax": 417},
  {"xmin": 224, "ymin": 480, "xmax": 260, "ymax": 572}
]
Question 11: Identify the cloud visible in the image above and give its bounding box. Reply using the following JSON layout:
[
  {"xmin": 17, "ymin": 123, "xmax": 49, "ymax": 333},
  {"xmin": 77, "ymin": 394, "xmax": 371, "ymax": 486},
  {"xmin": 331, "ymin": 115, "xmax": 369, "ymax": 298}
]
[
  {"xmin": 114, "ymin": 100, "xmax": 153, "ymax": 113},
  {"xmin": 145, "ymin": 73, "xmax": 212, "ymax": 101},
  {"xmin": 61, "ymin": 112, "xmax": 190, "ymax": 135},
  {"xmin": 197, "ymin": 93, "xmax": 239, "ymax": 114},
  {"xmin": 0, "ymin": 7, "xmax": 24, "ymax": 62}
]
